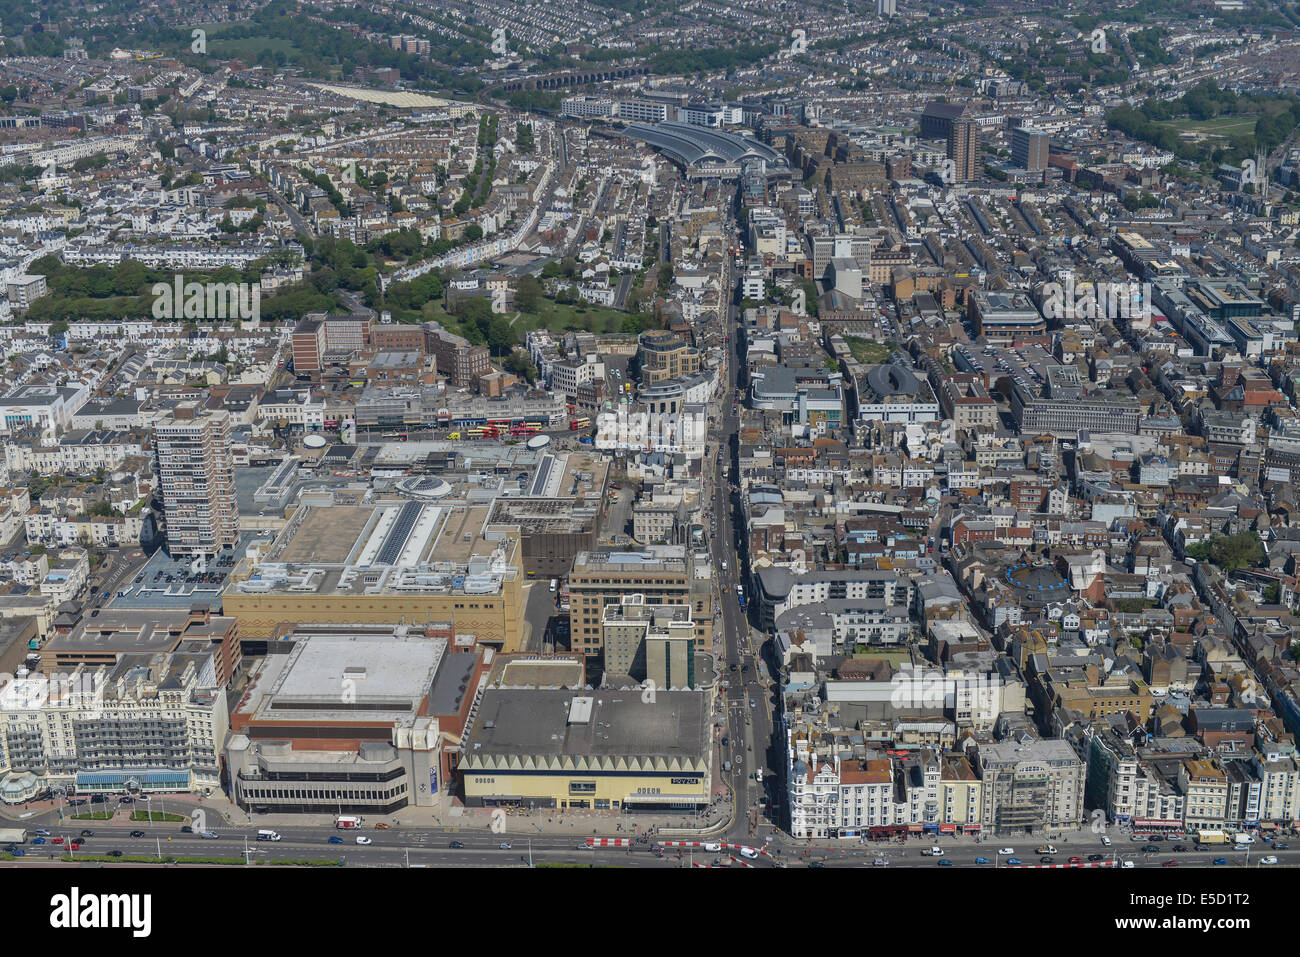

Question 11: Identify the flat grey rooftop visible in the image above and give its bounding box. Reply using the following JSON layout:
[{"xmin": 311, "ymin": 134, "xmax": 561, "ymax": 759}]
[{"xmin": 466, "ymin": 688, "xmax": 707, "ymax": 760}]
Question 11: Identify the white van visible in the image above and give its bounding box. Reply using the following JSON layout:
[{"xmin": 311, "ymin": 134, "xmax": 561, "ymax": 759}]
[
  {"xmin": 739, "ymin": 846, "xmax": 759, "ymax": 860},
  {"xmin": 1233, "ymin": 833, "xmax": 1256, "ymax": 845},
  {"xmin": 256, "ymin": 829, "xmax": 281, "ymax": 842}
]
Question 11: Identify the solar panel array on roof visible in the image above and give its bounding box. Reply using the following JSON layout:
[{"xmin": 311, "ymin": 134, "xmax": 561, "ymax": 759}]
[{"xmin": 376, "ymin": 501, "xmax": 422, "ymax": 565}]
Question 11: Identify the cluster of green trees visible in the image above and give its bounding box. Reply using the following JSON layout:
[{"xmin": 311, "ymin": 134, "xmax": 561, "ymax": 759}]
[
  {"xmin": 1185, "ymin": 531, "xmax": 1265, "ymax": 572},
  {"xmin": 646, "ymin": 42, "xmax": 777, "ymax": 76},
  {"xmin": 300, "ymin": 167, "xmax": 351, "ymax": 217},
  {"xmin": 1127, "ymin": 27, "xmax": 1177, "ymax": 66},
  {"xmin": 454, "ymin": 115, "xmax": 499, "ymax": 217},
  {"xmin": 1123, "ymin": 191, "xmax": 1160, "ymax": 211},
  {"xmin": 516, "ymin": 121, "xmax": 535, "ymax": 155},
  {"xmin": 381, "ymin": 271, "xmax": 444, "ymax": 317},
  {"xmin": 499, "ymin": 90, "xmax": 563, "ymax": 112},
  {"xmin": 1108, "ymin": 81, "xmax": 1300, "ymax": 168}
]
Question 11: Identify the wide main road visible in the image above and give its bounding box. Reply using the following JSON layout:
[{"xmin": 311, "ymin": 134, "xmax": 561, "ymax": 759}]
[
  {"xmin": 8, "ymin": 824, "xmax": 686, "ymax": 868},
  {"xmin": 707, "ymin": 238, "xmax": 779, "ymax": 848}
]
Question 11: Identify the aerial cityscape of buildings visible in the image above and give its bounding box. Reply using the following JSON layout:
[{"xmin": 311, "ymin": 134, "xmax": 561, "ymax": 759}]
[{"xmin": 1, "ymin": 1, "xmax": 1300, "ymax": 918}]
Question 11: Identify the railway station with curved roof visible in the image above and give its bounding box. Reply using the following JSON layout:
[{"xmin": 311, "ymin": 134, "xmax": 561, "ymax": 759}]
[{"xmin": 622, "ymin": 121, "xmax": 783, "ymax": 170}]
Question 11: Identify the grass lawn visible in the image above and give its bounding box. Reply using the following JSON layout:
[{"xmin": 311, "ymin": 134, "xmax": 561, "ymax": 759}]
[
  {"xmin": 1164, "ymin": 116, "xmax": 1259, "ymax": 139},
  {"xmin": 516, "ymin": 298, "xmax": 634, "ymax": 335},
  {"xmin": 199, "ymin": 24, "xmax": 300, "ymax": 62},
  {"xmin": 845, "ymin": 335, "xmax": 894, "ymax": 364},
  {"xmin": 70, "ymin": 811, "xmax": 114, "ymax": 820},
  {"xmin": 130, "ymin": 810, "xmax": 186, "ymax": 823}
]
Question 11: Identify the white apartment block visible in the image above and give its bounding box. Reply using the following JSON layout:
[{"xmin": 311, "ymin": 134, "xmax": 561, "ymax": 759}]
[
  {"xmin": 4, "ymin": 434, "xmax": 142, "ymax": 474},
  {"xmin": 0, "ymin": 653, "xmax": 228, "ymax": 792}
]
